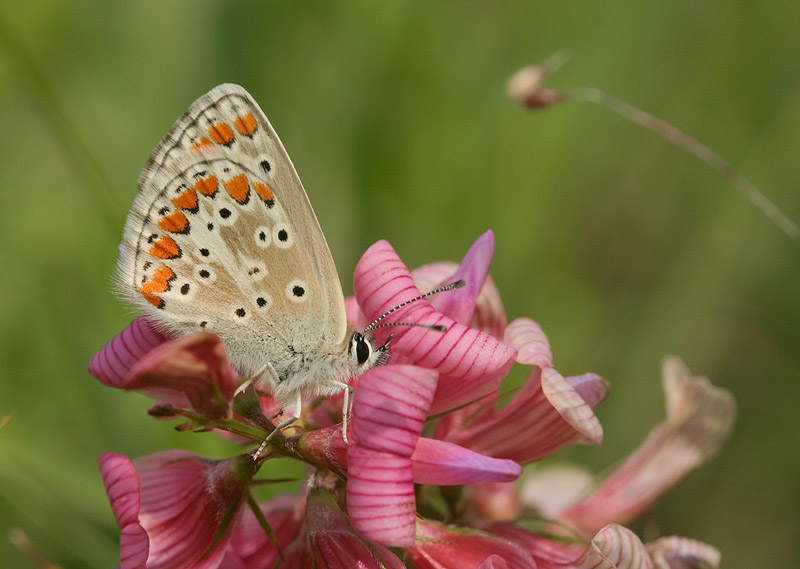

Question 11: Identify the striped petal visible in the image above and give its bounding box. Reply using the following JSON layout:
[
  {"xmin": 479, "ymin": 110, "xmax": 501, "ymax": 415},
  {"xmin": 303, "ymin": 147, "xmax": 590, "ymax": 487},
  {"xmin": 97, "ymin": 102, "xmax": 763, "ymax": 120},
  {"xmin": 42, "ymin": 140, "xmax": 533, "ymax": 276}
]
[
  {"xmin": 99, "ymin": 452, "xmax": 141, "ymax": 528},
  {"xmin": 435, "ymin": 316, "xmax": 550, "ymax": 438},
  {"xmin": 89, "ymin": 316, "xmax": 167, "ymax": 388},
  {"xmin": 561, "ymin": 357, "xmax": 735, "ymax": 536},
  {"xmin": 346, "ymin": 447, "xmax": 416, "ymax": 547},
  {"xmin": 100, "ymin": 450, "xmax": 255, "ymax": 569},
  {"xmin": 480, "ymin": 522, "xmax": 655, "ymax": 569},
  {"xmin": 412, "ymin": 260, "xmax": 507, "ymax": 340},
  {"xmin": 443, "ymin": 368, "xmax": 608, "ymax": 463},
  {"xmin": 354, "ymin": 240, "xmax": 516, "ymax": 415},
  {"xmin": 347, "ymin": 364, "xmax": 437, "ymax": 547},
  {"xmin": 541, "ymin": 368, "xmax": 605, "ymax": 445},
  {"xmin": 504, "ymin": 318, "xmax": 552, "ymax": 367},
  {"xmin": 119, "ymin": 524, "xmax": 150, "ymax": 569},
  {"xmin": 573, "ymin": 525, "xmax": 654, "ymax": 569},
  {"xmin": 127, "ymin": 332, "xmax": 238, "ymax": 419},
  {"xmin": 98, "ymin": 452, "xmax": 149, "ymax": 569},
  {"xmin": 350, "ymin": 365, "xmax": 438, "ymax": 454},
  {"xmin": 305, "ymin": 488, "xmax": 407, "ymax": 569}
]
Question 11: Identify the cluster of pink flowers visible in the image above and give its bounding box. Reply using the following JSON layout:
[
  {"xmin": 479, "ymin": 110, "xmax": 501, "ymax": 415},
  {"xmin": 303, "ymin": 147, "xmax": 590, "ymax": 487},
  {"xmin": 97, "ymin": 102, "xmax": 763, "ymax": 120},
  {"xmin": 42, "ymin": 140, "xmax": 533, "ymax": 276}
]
[{"xmin": 90, "ymin": 231, "xmax": 735, "ymax": 569}]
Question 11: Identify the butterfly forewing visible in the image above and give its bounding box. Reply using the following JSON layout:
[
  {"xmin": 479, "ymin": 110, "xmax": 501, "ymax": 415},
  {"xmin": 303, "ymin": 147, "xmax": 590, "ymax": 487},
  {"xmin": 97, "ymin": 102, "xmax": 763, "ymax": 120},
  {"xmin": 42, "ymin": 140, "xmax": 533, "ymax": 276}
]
[{"xmin": 118, "ymin": 84, "xmax": 349, "ymax": 376}]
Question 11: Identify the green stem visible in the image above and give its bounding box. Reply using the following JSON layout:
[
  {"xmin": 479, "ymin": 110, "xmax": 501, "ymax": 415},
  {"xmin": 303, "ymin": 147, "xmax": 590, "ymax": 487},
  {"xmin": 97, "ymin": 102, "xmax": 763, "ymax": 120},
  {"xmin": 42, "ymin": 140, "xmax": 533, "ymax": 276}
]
[{"xmin": 567, "ymin": 86, "xmax": 800, "ymax": 245}]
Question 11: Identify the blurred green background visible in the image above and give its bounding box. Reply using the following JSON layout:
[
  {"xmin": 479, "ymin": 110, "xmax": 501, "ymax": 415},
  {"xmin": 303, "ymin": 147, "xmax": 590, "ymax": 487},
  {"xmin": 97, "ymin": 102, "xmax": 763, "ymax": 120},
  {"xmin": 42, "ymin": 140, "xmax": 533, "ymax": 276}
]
[{"xmin": 1, "ymin": 1, "xmax": 798, "ymax": 567}]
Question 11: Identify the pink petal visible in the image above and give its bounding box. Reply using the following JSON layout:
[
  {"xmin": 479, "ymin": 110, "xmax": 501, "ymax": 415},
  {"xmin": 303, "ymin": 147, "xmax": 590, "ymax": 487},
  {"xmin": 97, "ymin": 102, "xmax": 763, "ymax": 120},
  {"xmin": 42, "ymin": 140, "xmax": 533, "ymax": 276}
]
[
  {"xmin": 98, "ymin": 452, "xmax": 150, "ymax": 569},
  {"xmin": 573, "ymin": 525, "xmax": 654, "ymax": 569},
  {"xmin": 345, "ymin": 295, "xmax": 368, "ymax": 330},
  {"xmin": 520, "ymin": 463, "xmax": 594, "ymax": 519},
  {"xmin": 99, "ymin": 452, "xmax": 141, "ymax": 528},
  {"xmin": 346, "ymin": 447, "xmax": 416, "ymax": 547},
  {"xmin": 279, "ymin": 537, "xmax": 314, "ymax": 569},
  {"xmin": 222, "ymin": 495, "xmax": 305, "ymax": 569},
  {"xmin": 406, "ymin": 519, "xmax": 536, "ymax": 569},
  {"xmin": 430, "ymin": 230, "xmax": 496, "ymax": 326},
  {"xmin": 411, "ymin": 437, "xmax": 521, "ymax": 485},
  {"xmin": 412, "ymin": 261, "xmax": 507, "ymax": 340},
  {"xmin": 128, "ymin": 333, "xmax": 238, "ymax": 419},
  {"xmin": 442, "ymin": 368, "xmax": 608, "ymax": 463},
  {"xmin": 541, "ymin": 367, "xmax": 605, "ymax": 445},
  {"xmin": 561, "ymin": 358, "xmax": 735, "ymax": 537},
  {"xmin": 351, "ymin": 365, "xmax": 438, "ymax": 455},
  {"xmin": 479, "ymin": 555, "xmax": 511, "ymax": 569},
  {"xmin": 504, "ymin": 318, "xmax": 552, "ymax": 367},
  {"xmin": 119, "ymin": 524, "xmax": 150, "ymax": 569},
  {"xmin": 305, "ymin": 488, "xmax": 407, "ymax": 569},
  {"xmin": 468, "ymin": 273, "xmax": 507, "ymax": 340},
  {"xmin": 89, "ymin": 317, "xmax": 167, "ymax": 387},
  {"xmin": 410, "ymin": 261, "xmax": 458, "ymax": 293},
  {"xmin": 478, "ymin": 522, "xmax": 577, "ymax": 569},
  {"xmin": 346, "ymin": 364, "xmax": 438, "ymax": 547},
  {"xmin": 434, "ymin": 315, "xmax": 547, "ymax": 438},
  {"xmin": 354, "ymin": 240, "xmax": 516, "ymax": 415},
  {"xmin": 645, "ymin": 536, "xmax": 721, "ymax": 569},
  {"xmin": 118, "ymin": 450, "xmax": 253, "ymax": 569},
  {"xmin": 289, "ymin": 426, "xmax": 348, "ymax": 477},
  {"xmin": 481, "ymin": 523, "xmax": 654, "ymax": 569},
  {"xmin": 465, "ymin": 482, "xmax": 521, "ymax": 521}
]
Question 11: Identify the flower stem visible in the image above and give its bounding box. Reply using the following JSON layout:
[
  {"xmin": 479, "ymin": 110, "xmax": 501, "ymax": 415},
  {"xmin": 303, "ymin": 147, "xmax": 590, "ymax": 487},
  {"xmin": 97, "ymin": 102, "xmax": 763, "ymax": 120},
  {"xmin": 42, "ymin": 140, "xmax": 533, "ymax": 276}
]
[{"xmin": 566, "ymin": 86, "xmax": 800, "ymax": 245}]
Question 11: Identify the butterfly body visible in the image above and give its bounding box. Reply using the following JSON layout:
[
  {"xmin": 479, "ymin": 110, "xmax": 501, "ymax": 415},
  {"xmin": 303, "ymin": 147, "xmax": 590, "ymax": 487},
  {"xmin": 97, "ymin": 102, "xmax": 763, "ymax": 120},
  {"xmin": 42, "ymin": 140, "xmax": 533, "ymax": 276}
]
[{"xmin": 117, "ymin": 84, "xmax": 386, "ymax": 421}]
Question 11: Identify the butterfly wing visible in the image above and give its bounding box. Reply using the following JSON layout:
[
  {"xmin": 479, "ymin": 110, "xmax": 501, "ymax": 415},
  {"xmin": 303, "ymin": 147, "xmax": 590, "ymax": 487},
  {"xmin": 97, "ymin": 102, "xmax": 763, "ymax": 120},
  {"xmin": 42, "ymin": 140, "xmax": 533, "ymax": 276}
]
[{"xmin": 117, "ymin": 84, "xmax": 348, "ymax": 376}]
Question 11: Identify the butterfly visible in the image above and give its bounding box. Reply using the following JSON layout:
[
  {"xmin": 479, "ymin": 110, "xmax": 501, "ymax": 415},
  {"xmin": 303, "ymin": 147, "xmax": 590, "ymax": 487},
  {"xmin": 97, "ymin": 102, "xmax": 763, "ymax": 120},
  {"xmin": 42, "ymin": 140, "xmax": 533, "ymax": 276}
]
[{"xmin": 116, "ymin": 84, "xmax": 395, "ymax": 444}]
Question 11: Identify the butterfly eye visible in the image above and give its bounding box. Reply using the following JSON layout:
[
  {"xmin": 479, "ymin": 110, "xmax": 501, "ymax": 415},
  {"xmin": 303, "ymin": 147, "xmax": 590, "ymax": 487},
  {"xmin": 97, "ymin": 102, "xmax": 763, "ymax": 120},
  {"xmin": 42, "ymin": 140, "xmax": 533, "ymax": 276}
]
[{"xmin": 353, "ymin": 333, "xmax": 371, "ymax": 365}]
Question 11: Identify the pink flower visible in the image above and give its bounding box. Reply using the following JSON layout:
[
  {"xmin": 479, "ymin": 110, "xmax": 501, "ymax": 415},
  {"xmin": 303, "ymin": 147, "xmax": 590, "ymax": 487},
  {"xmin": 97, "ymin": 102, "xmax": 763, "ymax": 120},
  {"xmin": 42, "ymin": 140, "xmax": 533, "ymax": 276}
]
[
  {"xmin": 483, "ymin": 521, "xmax": 656, "ymax": 569},
  {"xmin": 345, "ymin": 364, "xmax": 521, "ymax": 547},
  {"xmin": 92, "ymin": 232, "xmax": 732, "ymax": 569},
  {"xmin": 353, "ymin": 236, "xmax": 517, "ymax": 416},
  {"xmin": 394, "ymin": 233, "xmax": 609, "ymax": 464},
  {"xmin": 90, "ymin": 323, "xmax": 237, "ymax": 420},
  {"xmin": 284, "ymin": 486, "xmax": 406, "ymax": 569},
  {"xmin": 98, "ymin": 450, "xmax": 256, "ymax": 569},
  {"xmin": 526, "ymin": 357, "xmax": 736, "ymax": 538}
]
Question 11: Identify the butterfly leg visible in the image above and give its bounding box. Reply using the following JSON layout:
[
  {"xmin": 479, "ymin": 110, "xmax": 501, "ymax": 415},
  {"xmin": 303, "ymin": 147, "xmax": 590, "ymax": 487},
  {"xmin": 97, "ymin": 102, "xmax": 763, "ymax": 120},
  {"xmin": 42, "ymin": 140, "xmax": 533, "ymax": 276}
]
[
  {"xmin": 323, "ymin": 380, "xmax": 353, "ymax": 444},
  {"xmin": 252, "ymin": 392, "xmax": 302, "ymax": 460}
]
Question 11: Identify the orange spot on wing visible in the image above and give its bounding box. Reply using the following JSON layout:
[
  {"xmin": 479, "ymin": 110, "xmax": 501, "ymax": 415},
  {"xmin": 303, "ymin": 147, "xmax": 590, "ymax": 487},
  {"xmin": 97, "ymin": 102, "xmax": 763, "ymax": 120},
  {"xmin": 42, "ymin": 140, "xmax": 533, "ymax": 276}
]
[
  {"xmin": 194, "ymin": 175, "xmax": 218, "ymax": 196},
  {"xmin": 172, "ymin": 187, "xmax": 198, "ymax": 211},
  {"xmin": 234, "ymin": 113, "xmax": 258, "ymax": 136},
  {"xmin": 149, "ymin": 235, "xmax": 181, "ymax": 259},
  {"xmin": 190, "ymin": 137, "xmax": 214, "ymax": 153},
  {"xmin": 208, "ymin": 123, "xmax": 235, "ymax": 146},
  {"xmin": 140, "ymin": 264, "xmax": 175, "ymax": 308},
  {"xmin": 253, "ymin": 181, "xmax": 274, "ymax": 203},
  {"xmin": 158, "ymin": 210, "xmax": 189, "ymax": 233},
  {"xmin": 224, "ymin": 174, "xmax": 250, "ymax": 203}
]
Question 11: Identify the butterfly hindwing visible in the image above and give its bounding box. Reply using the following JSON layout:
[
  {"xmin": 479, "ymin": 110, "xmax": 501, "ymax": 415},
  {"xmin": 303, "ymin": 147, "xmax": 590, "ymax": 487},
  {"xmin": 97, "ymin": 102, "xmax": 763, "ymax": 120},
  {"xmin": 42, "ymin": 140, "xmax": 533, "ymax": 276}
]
[{"xmin": 117, "ymin": 84, "xmax": 348, "ymax": 375}]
